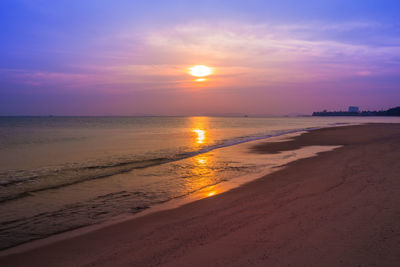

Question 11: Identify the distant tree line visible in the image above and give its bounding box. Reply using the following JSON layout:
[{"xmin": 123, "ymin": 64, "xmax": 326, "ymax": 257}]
[{"xmin": 312, "ymin": 106, "xmax": 400, "ymax": 116}]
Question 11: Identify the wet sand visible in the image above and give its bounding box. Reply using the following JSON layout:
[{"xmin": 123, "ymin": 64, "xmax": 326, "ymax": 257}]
[{"xmin": 1, "ymin": 123, "xmax": 400, "ymax": 266}]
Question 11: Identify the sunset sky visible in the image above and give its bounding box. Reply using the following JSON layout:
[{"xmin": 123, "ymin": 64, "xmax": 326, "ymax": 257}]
[{"xmin": 1, "ymin": 0, "xmax": 399, "ymax": 116}]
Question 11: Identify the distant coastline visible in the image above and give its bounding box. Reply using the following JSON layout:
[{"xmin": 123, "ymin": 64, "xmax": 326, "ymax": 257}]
[{"xmin": 312, "ymin": 106, "xmax": 400, "ymax": 116}]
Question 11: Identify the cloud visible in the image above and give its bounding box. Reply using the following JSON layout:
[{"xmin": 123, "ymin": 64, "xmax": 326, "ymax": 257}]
[
  {"xmin": 0, "ymin": 68, "xmax": 96, "ymax": 90},
  {"xmin": 137, "ymin": 21, "xmax": 400, "ymax": 86},
  {"xmin": 2, "ymin": 20, "xmax": 400, "ymax": 94}
]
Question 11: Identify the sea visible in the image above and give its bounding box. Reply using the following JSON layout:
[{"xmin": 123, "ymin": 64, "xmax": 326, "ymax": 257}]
[{"xmin": 0, "ymin": 116, "xmax": 399, "ymax": 250}]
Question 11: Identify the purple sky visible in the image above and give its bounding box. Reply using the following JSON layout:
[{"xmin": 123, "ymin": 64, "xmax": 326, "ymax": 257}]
[{"xmin": 1, "ymin": 0, "xmax": 400, "ymax": 115}]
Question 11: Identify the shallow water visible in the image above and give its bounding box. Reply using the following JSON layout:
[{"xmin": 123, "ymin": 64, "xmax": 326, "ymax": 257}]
[{"xmin": 0, "ymin": 116, "xmax": 399, "ymax": 249}]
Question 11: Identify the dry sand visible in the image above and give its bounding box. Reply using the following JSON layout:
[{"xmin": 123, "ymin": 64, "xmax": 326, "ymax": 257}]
[{"xmin": 1, "ymin": 123, "xmax": 400, "ymax": 266}]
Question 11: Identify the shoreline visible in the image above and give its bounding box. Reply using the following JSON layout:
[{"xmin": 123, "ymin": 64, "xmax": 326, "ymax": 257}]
[
  {"xmin": 0, "ymin": 131, "xmax": 338, "ymax": 254},
  {"xmin": 0, "ymin": 125, "xmax": 330, "ymax": 251},
  {"xmin": 1, "ymin": 123, "xmax": 400, "ymax": 266}
]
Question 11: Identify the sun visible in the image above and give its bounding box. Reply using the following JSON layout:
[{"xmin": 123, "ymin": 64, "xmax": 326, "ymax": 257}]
[{"xmin": 188, "ymin": 65, "xmax": 213, "ymax": 77}]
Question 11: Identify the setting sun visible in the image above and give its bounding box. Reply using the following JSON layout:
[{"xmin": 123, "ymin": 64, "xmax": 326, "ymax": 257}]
[{"xmin": 188, "ymin": 65, "xmax": 213, "ymax": 77}]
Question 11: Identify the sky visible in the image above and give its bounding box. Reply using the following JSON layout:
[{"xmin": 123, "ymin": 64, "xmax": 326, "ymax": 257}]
[{"xmin": 1, "ymin": 0, "xmax": 399, "ymax": 116}]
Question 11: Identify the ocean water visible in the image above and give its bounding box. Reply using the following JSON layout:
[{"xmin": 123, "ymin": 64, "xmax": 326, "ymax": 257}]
[{"xmin": 0, "ymin": 116, "xmax": 399, "ymax": 249}]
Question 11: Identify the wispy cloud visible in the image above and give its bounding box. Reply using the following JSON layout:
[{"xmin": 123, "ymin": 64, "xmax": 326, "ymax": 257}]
[
  {"xmin": 2, "ymin": 20, "xmax": 400, "ymax": 93},
  {"xmin": 137, "ymin": 21, "xmax": 400, "ymax": 86}
]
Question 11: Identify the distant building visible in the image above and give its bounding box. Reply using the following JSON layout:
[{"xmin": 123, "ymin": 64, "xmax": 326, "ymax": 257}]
[
  {"xmin": 348, "ymin": 106, "xmax": 359, "ymax": 113},
  {"xmin": 313, "ymin": 106, "xmax": 400, "ymax": 117}
]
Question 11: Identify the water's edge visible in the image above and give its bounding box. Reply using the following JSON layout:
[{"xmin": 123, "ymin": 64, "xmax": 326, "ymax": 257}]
[
  {"xmin": 0, "ymin": 125, "xmax": 342, "ymax": 203},
  {"xmin": 0, "ymin": 126, "xmax": 344, "ymax": 256}
]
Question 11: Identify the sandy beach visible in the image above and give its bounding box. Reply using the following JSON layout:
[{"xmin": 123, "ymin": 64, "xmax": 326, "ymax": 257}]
[{"xmin": 1, "ymin": 123, "xmax": 400, "ymax": 266}]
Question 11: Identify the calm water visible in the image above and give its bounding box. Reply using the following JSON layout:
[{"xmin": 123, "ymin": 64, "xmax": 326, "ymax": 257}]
[{"xmin": 0, "ymin": 116, "xmax": 399, "ymax": 249}]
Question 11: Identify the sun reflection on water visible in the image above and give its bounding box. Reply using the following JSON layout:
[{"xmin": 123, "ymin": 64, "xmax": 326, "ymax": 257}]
[
  {"xmin": 185, "ymin": 117, "xmax": 220, "ymax": 198},
  {"xmin": 190, "ymin": 116, "xmax": 209, "ymax": 145},
  {"xmin": 192, "ymin": 129, "xmax": 205, "ymax": 144},
  {"xmin": 196, "ymin": 156, "xmax": 207, "ymax": 165},
  {"xmin": 207, "ymin": 191, "xmax": 216, "ymax": 197},
  {"xmin": 183, "ymin": 153, "xmax": 220, "ymax": 199},
  {"xmin": 190, "ymin": 155, "xmax": 212, "ymax": 177}
]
